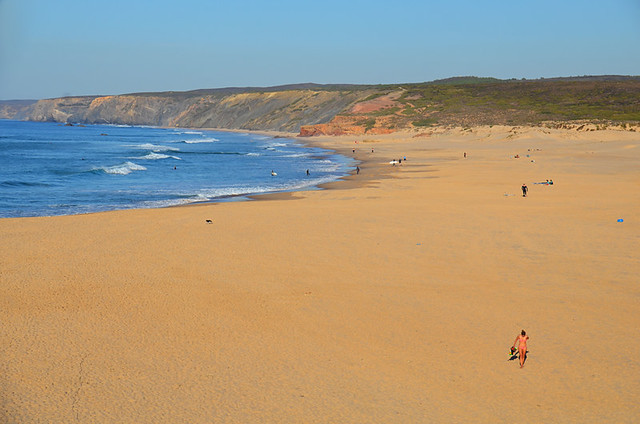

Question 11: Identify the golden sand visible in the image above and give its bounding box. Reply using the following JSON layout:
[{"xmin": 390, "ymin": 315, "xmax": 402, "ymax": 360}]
[{"xmin": 1, "ymin": 126, "xmax": 638, "ymax": 422}]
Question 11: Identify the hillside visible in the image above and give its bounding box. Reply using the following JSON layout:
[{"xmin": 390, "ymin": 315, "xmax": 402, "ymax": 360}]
[
  {"xmin": 301, "ymin": 78, "xmax": 640, "ymax": 135},
  {"xmin": 1, "ymin": 76, "xmax": 639, "ymax": 134},
  {"xmin": 0, "ymin": 100, "xmax": 38, "ymax": 120},
  {"xmin": 19, "ymin": 87, "xmax": 376, "ymax": 132}
]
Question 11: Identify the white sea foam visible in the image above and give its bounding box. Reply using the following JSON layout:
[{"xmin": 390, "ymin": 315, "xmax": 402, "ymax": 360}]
[
  {"xmin": 97, "ymin": 161, "xmax": 147, "ymax": 175},
  {"xmin": 192, "ymin": 186, "xmax": 273, "ymax": 199},
  {"xmin": 183, "ymin": 131, "xmax": 203, "ymax": 135},
  {"xmin": 142, "ymin": 178, "xmax": 331, "ymax": 209},
  {"xmin": 282, "ymin": 153, "xmax": 311, "ymax": 158},
  {"xmin": 140, "ymin": 199, "xmax": 186, "ymax": 208},
  {"xmin": 135, "ymin": 152, "xmax": 181, "ymax": 160},
  {"xmin": 310, "ymin": 160, "xmax": 340, "ymax": 172},
  {"xmin": 181, "ymin": 177, "xmax": 339, "ymax": 202},
  {"xmin": 182, "ymin": 137, "xmax": 219, "ymax": 143},
  {"xmin": 314, "ymin": 165, "xmax": 340, "ymax": 172},
  {"xmin": 135, "ymin": 143, "xmax": 180, "ymax": 152},
  {"xmin": 245, "ymin": 153, "xmax": 261, "ymax": 156}
]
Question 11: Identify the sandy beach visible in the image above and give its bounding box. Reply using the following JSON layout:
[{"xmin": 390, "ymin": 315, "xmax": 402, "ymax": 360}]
[{"xmin": 1, "ymin": 126, "xmax": 638, "ymax": 422}]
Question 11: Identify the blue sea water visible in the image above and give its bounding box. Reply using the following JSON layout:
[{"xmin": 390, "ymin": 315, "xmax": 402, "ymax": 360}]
[{"xmin": 0, "ymin": 120, "xmax": 355, "ymax": 218}]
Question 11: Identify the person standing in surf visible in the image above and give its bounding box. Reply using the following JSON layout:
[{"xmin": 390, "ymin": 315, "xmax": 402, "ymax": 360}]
[{"xmin": 512, "ymin": 330, "xmax": 529, "ymax": 368}]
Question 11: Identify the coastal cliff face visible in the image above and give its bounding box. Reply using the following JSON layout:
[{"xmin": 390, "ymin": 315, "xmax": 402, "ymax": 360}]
[
  {"xmin": 11, "ymin": 89, "xmax": 375, "ymax": 132},
  {"xmin": 29, "ymin": 95, "xmax": 191, "ymax": 127},
  {"xmin": 0, "ymin": 100, "xmax": 37, "ymax": 120},
  {"xmin": 3, "ymin": 77, "xmax": 639, "ymax": 134}
]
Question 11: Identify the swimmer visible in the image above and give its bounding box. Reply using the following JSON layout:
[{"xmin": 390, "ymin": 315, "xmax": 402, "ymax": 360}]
[{"xmin": 512, "ymin": 330, "xmax": 529, "ymax": 368}]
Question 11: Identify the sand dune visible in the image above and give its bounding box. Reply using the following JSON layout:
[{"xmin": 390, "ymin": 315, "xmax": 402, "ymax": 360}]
[{"xmin": 1, "ymin": 126, "xmax": 638, "ymax": 422}]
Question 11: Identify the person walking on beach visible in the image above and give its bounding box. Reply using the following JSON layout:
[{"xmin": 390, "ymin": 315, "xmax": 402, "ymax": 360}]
[
  {"xmin": 356, "ymin": 166, "xmax": 360, "ymax": 174},
  {"xmin": 512, "ymin": 330, "xmax": 529, "ymax": 368},
  {"xmin": 521, "ymin": 183, "xmax": 528, "ymax": 197}
]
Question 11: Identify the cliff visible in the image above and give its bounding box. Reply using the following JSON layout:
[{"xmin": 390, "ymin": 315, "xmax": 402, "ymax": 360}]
[
  {"xmin": 0, "ymin": 100, "xmax": 37, "ymax": 120},
  {"xmin": 2, "ymin": 77, "xmax": 639, "ymax": 134},
  {"xmin": 9, "ymin": 86, "xmax": 376, "ymax": 132}
]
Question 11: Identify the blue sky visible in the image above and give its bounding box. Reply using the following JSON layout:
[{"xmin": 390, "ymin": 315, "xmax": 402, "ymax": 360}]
[{"xmin": 0, "ymin": 0, "xmax": 638, "ymax": 100}]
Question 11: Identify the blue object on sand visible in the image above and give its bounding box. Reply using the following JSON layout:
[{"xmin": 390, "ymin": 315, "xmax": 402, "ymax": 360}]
[{"xmin": 617, "ymin": 219, "xmax": 624, "ymax": 223}]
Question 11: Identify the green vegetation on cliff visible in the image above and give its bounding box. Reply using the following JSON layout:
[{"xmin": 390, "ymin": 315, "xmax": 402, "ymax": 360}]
[{"xmin": 392, "ymin": 78, "xmax": 640, "ymax": 126}]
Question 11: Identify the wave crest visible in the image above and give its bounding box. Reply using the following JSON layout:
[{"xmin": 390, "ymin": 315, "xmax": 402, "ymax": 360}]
[
  {"xmin": 135, "ymin": 143, "xmax": 180, "ymax": 152},
  {"xmin": 182, "ymin": 137, "xmax": 219, "ymax": 144},
  {"xmin": 95, "ymin": 161, "xmax": 147, "ymax": 175},
  {"xmin": 135, "ymin": 152, "xmax": 181, "ymax": 160}
]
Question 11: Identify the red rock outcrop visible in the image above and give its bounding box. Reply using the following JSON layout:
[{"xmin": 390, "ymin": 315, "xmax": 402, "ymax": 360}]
[
  {"xmin": 299, "ymin": 116, "xmax": 395, "ymax": 137},
  {"xmin": 348, "ymin": 92, "xmax": 402, "ymax": 114}
]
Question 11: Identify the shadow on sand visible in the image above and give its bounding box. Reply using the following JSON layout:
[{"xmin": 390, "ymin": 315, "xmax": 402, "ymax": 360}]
[{"xmin": 508, "ymin": 350, "xmax": 529, "ymax": 364}]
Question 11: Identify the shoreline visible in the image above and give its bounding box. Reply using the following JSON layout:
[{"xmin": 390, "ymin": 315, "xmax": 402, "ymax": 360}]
[
  {"xmin": 2, "ymin": 119, "xmax": 639, "ymax": 219},
  {"xmin": 0, "ymin": 122, "xmax": 360, "ymax": 219},
  {"xmin": 1, "ymin": 124, "xmax": 639, "ymax": 422}
]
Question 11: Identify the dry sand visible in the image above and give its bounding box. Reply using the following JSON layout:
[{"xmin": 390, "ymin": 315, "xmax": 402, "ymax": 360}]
[{"xmin": 1, "ymin": 126, "xmax": 638, "ymax": 423}]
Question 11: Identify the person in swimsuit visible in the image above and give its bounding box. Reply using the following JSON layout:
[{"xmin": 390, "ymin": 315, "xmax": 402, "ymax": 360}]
[{"xmin": 512, "ymin": 330, "xmax": 529, "ymax": 368}]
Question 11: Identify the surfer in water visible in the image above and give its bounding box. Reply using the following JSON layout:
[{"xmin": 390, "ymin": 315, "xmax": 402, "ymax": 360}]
[{"xmin": 512, "ymin": 330, "xmax": 529, "ymax": 368}]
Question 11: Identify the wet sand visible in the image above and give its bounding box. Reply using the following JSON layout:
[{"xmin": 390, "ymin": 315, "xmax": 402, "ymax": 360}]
[{"xmin": 1, "ymin": 126, "xmax": 639, "ymax": 422}]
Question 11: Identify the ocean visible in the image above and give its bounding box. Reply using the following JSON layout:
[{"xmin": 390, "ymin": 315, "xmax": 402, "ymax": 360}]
[{"xmin": 0, "ymin": 120, "xmax": 355, "ymax": 218}]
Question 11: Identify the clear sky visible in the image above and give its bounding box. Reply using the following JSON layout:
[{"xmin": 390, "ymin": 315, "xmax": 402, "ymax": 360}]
[{"xmin": 1, "ymin": 0, "xmax": 638, "ymax": 100}]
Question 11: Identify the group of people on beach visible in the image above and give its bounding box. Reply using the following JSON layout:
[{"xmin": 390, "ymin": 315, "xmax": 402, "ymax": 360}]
[
  {"xmin": 391, "ymin": 156, "xmax": 407, "ymax": 166},
  {"xmin": 523, "ymin": 179, "xmax": 555, "ymax": 196}
]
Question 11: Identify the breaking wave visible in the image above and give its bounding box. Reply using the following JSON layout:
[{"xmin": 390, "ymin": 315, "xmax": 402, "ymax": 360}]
[
  {"xmin": 182, "ymin": 137, "xmax": 219, "ymax": 143},
  {"xmin": 134, "ymin": 152, "xmax": 181, "ymax": 160},
  {"xmin": 94, "ymin": 161, "xmax": 147, "ymax": 175}
]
